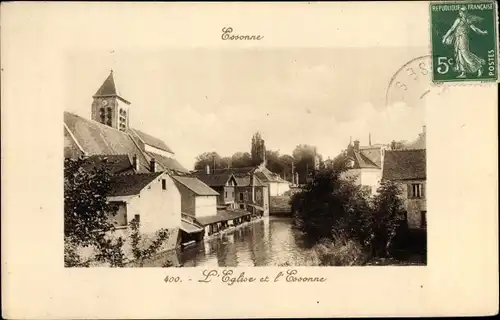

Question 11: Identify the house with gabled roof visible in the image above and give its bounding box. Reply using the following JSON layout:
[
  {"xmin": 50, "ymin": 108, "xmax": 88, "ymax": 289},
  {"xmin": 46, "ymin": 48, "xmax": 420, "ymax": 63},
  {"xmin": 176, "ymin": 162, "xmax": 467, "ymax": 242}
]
[
  {"xmin": 342, "ymin": 138, "xmax": 388, "ymax": 195},
  {"xmin": 191, "ymin": 166, "xmax": 271, "ymax": 216},
  {"xmin": 191, "ymin": 165, "xmax": 238, "ymax": 209},
  {"xmin": 382, "ymin": 149, "xmax": 426, "ymax": 229},
  {"xmin": 172, "ymin": 176, "xmax": 220, "ymax": 218}
]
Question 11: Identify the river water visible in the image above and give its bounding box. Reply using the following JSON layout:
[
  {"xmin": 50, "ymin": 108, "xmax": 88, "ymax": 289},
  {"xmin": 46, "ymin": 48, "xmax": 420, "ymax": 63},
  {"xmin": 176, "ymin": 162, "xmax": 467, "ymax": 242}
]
[{"xmin": 151, "ymin": 217, "xmax": 317, "ymax": 267}]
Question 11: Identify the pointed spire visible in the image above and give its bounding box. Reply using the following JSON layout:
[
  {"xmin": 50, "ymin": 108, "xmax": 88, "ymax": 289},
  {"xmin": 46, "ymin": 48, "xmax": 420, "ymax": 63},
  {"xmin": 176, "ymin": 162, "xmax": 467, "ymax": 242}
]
[
  {"xmin": 94, "ymin": 70, "xmax": 117, "ymax": 96},
  {"xmin": 93, "ymin": 70, "xmax": 131, "ymax": 104}
]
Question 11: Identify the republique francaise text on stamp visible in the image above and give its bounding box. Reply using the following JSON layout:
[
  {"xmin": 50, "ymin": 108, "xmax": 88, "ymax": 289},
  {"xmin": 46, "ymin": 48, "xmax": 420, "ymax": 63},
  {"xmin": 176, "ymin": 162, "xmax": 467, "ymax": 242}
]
[{"xmin": 430, "ymin": 1, "xmax": 498, "ymax": 82}]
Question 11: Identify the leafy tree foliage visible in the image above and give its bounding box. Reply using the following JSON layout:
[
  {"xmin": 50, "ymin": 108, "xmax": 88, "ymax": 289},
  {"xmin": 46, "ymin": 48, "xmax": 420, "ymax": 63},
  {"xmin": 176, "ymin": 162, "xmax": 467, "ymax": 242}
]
[
  {"xmin": 291, "ymin": 154, "xmax": 406, "ymax": 260},
  {"xmin": 194, "ymin": 152, "xmax": 223, "ymax": 170},
  {"xmin": 251, "ymin": 132, "xmax": 266, "ymax": 166},
  {"xmin": 231, "ymin": 152, "xmax": 252, "ymax": 168}
]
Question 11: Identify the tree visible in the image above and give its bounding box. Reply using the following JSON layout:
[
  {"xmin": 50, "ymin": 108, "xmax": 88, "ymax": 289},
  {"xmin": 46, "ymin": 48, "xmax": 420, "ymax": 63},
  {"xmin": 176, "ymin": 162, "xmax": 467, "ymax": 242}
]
[
  {"xmin": 64, "ymin": 157, "xmax": 123, "ymax": 267},
  {"xmin": 251, "ymin": 132, "xmax": 266, "ymax": 166},
  {"xmin": 194, "ymin": 152, "xmax": 223, "ymax": 170},
  {"xmin": 231, "ymin": 152, "xmax": 252, "ymax": 168},
  {"xmin": 368, "ymin": 180, "xmax": 406, "ymax": 257},
  {"xmin": 220, "ymin": 156, "xmax": 232, "ymax": 169},
  {"xmin": 292, "ymin": 144, "xmax": 321, "ymax": 184}
]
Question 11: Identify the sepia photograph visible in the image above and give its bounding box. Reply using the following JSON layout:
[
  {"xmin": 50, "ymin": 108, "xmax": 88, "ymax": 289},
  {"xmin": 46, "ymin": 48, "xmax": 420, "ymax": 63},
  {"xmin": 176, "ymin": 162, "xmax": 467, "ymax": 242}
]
[
  {"xmin": 64, "ymin": 48, "xmax": 427, "ymax": 267},
  {"xmin": 3, "ymin": 1, "xmax": 497, "ymax": 318}
]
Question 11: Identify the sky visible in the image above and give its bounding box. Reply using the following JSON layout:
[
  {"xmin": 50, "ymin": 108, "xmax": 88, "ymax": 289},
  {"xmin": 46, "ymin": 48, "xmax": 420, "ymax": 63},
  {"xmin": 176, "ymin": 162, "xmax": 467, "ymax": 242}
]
[{"xmin": 66, "ymin": 47, "xmax": 426, "ymax": 169}]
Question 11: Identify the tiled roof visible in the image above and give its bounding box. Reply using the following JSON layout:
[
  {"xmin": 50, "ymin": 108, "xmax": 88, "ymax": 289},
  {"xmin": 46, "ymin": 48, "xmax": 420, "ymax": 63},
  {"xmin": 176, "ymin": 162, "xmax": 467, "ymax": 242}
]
[
  {"xmin": 195, "ymin": 209, "xmax": 251, "ymax": 226},
  {"xmin": 191, "ymin": 171, "xmax": 237, "ymax": 187},
  {"xmin": 129, "ymin": 128, "xmax": 174, "ymax": 154},
  {"xmin": 108, "ymin": 172, "xmax": 164, "ymax": 197},
  {"xmin": 346, "ymin": 147, "xmax": 379, "ymax": 169},
  {"xmin": 144, "ymin": 152, "xmax": 188, "ymax": 174},
  {"xmin": 180, "ymin": 220, "xmax": 203, "ymax": 234},
  {"xmin": 257, "ymin": 166, "xmax": 289, "ymax": 183},
  {"xmin": 81, "ymin": 154, "xmax": 135, "ymax": 175},
  {"xmin": 234, "ymin": 175, "xmax": 266, "ymax": 187},
  {"xmin": 172, "ymin": 176, "xmax": 219, "ymax": 196},
  {"xmin": 382, "ymin": 150, "xmax": 426, "ymax": 181},
  {"xmin": 359, "ymin": 146, "xmax": 384, "ymax": 167},
  {"xmin": 63, "ymin": 112, "xmax": 188, "ymax": 173},
  {"xmin": 191, "ymin": 167, "xmax": 268, "ymax": 187}
]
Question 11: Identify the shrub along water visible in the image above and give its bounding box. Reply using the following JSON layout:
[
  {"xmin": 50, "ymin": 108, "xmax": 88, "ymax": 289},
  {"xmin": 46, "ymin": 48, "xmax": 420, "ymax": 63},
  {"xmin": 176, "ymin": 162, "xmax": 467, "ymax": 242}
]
[{"xmin": 290, "ymin": 154, "xmax": 408, "ymax": 266}]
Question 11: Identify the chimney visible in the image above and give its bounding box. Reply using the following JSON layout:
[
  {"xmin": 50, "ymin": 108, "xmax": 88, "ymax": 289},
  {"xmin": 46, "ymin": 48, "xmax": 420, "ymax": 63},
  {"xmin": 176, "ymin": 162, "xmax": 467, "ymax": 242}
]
[
  {"xmin": 422, "ymin": 125, "xmax": 426, "ymax": 134},
  {"xmin": 369, "ymin": 133, "xmax": 372, "ymax": 146},
  {"xmin": 353, "ymin": 140, "xmax": 360, "ymax": 152},
  {"xmin": 149, "ymin": 158, "xmax": 156, "ymax": 172},
  {"xmin": 133, "ymin": 154, "xmax": 139, "ymax": 171},
  {"xmin": 206, "ymin": 164, "xmax": 210, "ymax": 175}
]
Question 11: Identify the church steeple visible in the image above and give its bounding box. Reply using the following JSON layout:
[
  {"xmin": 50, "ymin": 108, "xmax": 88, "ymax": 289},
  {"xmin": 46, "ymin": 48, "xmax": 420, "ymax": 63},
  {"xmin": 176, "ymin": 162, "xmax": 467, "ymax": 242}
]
[
  {"xmin": 94, "ymin": 69, "xmax": 118, "ymax": 97},
  {"xmin": 91, "ymin": 70, "xmax": 131, "ymax": 131}
]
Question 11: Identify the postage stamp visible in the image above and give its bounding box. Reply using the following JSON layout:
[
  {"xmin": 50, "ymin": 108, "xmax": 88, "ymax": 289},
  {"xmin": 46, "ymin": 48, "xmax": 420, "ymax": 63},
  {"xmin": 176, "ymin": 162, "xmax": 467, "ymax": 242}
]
[{"xmin": 430, "ymin": 1, "xmax": 499, "ymax": 82}]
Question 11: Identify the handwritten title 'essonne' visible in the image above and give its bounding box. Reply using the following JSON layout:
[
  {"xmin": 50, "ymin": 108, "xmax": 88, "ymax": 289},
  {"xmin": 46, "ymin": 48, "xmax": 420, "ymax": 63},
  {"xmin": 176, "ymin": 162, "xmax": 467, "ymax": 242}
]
[{"xmin": 221, "ymin": 27, "xmax": 264, "ymax": 40}]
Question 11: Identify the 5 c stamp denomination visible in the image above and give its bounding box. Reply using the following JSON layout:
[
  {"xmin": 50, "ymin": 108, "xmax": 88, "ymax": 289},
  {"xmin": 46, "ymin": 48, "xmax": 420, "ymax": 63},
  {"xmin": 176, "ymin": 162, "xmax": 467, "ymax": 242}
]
[{"xmin": 430, "ymin": 1, "xmax": 498, "ymax": 82}]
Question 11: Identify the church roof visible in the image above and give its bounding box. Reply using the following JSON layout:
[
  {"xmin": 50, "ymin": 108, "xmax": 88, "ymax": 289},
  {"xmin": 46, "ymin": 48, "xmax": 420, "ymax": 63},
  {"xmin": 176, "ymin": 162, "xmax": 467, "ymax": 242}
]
[
  {"xmin": 80, "ymin": 154, "xmax": 136, "ymax": 175},
  {"xmin": 129, "ymin": 128, "xmax": 174, "ymax": 154},
  {"xmin": 93, "ymin": 71, "xmax": 131, "ymax": 104},
  {"xmin": 63, "ymin": 111, "xmax": 188, "ymax": 173}
]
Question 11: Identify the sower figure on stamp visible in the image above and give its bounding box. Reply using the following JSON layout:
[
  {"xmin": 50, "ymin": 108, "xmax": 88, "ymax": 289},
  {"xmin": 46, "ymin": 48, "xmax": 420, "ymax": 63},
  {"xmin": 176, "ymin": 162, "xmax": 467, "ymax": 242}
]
[{"xmin": 442, "ymin": 6, "xmax": 488, "ymax": 78}]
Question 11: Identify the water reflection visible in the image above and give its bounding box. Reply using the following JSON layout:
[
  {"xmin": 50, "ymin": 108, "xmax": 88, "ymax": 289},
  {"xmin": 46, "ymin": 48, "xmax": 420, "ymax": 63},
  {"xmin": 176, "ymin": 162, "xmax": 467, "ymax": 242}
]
[{"xmin": 149, "ymin": 217, "xmax": 314, "ymax": 267}]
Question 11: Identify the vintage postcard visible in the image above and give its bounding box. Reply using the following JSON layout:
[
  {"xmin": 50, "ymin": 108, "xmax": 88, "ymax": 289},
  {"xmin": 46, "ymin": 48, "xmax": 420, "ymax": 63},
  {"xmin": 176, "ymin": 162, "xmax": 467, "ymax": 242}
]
[{"xmin": 1, "ymin": 1, "xmax": 498, "ymax": 318}]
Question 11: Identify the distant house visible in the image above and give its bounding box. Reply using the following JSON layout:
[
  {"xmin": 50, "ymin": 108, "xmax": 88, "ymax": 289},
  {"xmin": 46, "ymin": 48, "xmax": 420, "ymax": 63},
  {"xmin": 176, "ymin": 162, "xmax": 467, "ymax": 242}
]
[
  {"xmin": 233, "ymin": 171, "xmax": 269, "ymax": 216},
  {"xmin": 172, "ymin": 176, "xmax": 220, "ymax": 218},
  {"xmin": 382, "ymin": 149, "xmax": 427, "ymax": 229},
  {"xmin": 254, "ymin": 164, "xmax": 291, "ymax": 197},
  {"xmin": 192, "ymin": 167, "xmax": 270, "ymax": 216},
  {"xmin": 172, "ymin": 175, "xmax": 256, "ymax": 239},
  {"xmin": 106, "ymin": 170, "xmax": 182, "ymax": 250},
  {"xmin": 342, "ymin": 139, "xmax": 388, "ymax": 195},
  {"xmin": 191, "ymin": 165, "xmax": 238, "ymax": 209}
]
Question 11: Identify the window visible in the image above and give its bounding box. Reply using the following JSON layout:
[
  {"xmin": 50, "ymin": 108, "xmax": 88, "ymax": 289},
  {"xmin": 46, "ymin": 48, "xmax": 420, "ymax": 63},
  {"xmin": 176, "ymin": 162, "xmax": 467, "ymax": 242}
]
[
  {"xmin": 162, "ymin": 179, "xmax": 167, "ymax": 190},
  {"xmin": 225, "ymin": 191, "xmax": 228, "ymax": 198},
  {"xmin": 239, "ymin": 193, "xmax": 244, "ymax": 201},
  {"xmin": 240, "ymin": 204, "xmax": 245, "ymax": 209},
  {"xmin": 410, "ymin": 183, "xmax": 423, "ymax": 198},
  {"xmin": 420, "ymin": 211, "xmax": 427, "ymax": 228}
]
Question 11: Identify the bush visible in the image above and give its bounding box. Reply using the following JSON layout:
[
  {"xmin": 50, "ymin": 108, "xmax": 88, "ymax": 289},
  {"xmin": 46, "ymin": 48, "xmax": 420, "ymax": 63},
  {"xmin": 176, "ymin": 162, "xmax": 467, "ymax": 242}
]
[{"xmin": 291, "ymin": 154, "xmax": 407, "ymax": 262}]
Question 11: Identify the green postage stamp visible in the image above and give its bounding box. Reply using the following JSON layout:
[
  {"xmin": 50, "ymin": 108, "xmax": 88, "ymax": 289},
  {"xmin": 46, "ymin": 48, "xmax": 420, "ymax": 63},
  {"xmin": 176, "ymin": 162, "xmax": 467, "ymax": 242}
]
[{"xmin": 430, "ymin": 1, "xmax": 499, "ymax": 82}]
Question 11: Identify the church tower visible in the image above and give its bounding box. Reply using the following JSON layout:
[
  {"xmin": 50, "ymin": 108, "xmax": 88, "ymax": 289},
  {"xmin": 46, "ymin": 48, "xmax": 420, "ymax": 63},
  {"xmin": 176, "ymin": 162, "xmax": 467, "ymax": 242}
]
[{"xmin": 91, "ymin": 70, "xmax": 131, "ymax": 131}]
